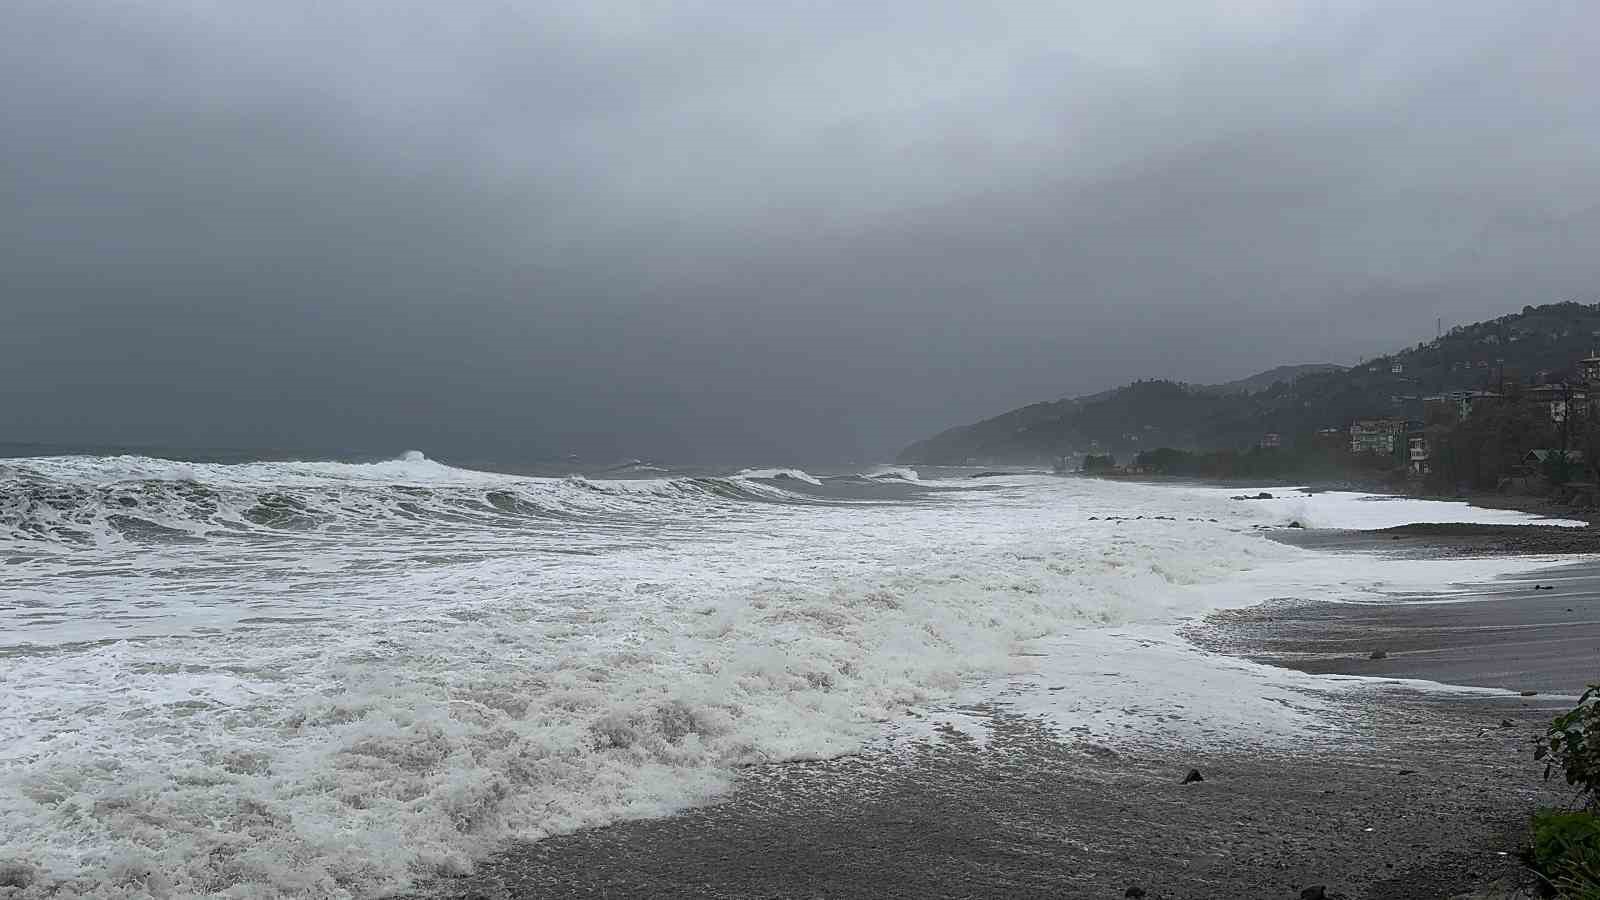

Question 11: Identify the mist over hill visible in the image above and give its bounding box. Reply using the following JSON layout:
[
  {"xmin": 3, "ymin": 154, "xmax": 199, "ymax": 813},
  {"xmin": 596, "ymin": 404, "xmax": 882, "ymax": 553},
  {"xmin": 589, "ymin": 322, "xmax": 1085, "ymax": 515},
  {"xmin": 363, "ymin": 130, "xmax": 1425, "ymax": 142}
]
[{"xmin": 899, "ymin": 302, "xmax": 1600, "ymax": 465}]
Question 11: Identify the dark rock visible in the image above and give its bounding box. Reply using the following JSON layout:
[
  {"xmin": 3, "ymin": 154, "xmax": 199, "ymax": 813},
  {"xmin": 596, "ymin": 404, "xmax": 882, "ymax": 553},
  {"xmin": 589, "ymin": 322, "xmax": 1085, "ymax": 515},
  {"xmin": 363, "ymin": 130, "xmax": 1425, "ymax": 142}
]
[
  {"xmin": 1397, "ymin": 769, "xmax": 1417, "ymax": 775},
  {"xmin": 1520, "ymin": 690, "xmax": 1539, "ymax": 697},
  {"xmin": 1257, "ymin": 492, "xmax": 1274, "ymax": 499},
  {"xmin": 0, "ymin": 863, "xmax": 37, "ymax": 889},
  {"xmin": 1369, "ymin": 650, "xmax": 1388, "ymax": 660},
  {"xmin": 1499, "ymin": 719, "xmax": 1514, "ymax": 728},
  {"xmin": 1300, "ymin": 888, "xmax": 1327, "ymax": 900},
  {"xmin": 1181, "ymin": 768, "xmax": 1204, "ymax": 784},
  {"xmin": 1124, "ymin": 887, "xmax": 1147, "ymax": 899},
  {"xmin": 1287, "ymin": 521, "xmax": 1305, "ymax": 528}
]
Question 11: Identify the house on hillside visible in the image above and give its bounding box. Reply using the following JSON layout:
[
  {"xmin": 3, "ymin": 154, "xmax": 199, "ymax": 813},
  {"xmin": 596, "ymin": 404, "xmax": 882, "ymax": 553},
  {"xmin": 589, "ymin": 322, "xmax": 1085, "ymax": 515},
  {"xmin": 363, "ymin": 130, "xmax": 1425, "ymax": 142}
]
[
  {"xmin": 1422, "ymin": 390, "xmax": 1501, "ymax": 422},
  {"xmin": 1408, "ymin": 434, "xmax": 1431, "ymax": 477},
  {"xmin": 1581, "ymin": 354, "xmax": 1600, "ymax": 385},
  {"xmin": 1527, "ymin": 383, "xmax": 1586, "ymax": 424},
  {"xmin": 1525, "ymin": 449, "xmax": 1584, "ymax": 467},
  {"xmin": 1349, "ymin": 418, "xmax": 1408, "ymax": 455},
  {"xmin": 1521, "ymin": 449, "xmax": 1586, "ymax": 487}
]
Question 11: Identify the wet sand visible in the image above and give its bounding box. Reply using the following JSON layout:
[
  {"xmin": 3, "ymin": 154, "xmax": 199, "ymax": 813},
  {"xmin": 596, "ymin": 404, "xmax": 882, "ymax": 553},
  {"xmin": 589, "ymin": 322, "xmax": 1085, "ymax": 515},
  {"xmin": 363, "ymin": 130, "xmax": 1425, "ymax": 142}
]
[
  {"xmin": 1251, "ymin": 529, "xmax": 1600, "ymax": 694},
  {"xmin": 421, "ymin": 693, "xmax": 1559, "ymax": 900},
  {"xmin": 418, "ymin": 526, "xmax": 1596, "ymax": 900},
  {"xmin": 1278, "ymin": 522, "xmax": 1600, "ymax": 559}
]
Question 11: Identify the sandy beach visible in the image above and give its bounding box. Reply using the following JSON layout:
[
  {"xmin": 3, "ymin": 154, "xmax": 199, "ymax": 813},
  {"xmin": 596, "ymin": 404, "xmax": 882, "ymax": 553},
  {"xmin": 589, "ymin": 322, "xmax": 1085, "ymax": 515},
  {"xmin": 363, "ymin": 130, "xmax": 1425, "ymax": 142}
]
[{"xmin": 419, "ymin": 522, "xmax": 1598, "ymax": 900}]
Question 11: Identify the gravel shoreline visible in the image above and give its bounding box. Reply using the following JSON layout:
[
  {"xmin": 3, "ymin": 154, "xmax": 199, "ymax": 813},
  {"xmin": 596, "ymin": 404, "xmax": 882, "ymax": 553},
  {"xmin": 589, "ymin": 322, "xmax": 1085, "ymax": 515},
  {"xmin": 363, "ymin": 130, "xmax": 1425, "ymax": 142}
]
[
  {"xmin": 419, "ymin": 692, "xmax": 1560, "ymax": 900},
  {"xmin": 414, "ymin": 521, "xmax": 1595, "ymax": 900},
  {"xmin": 1275, "ymin": 521, "xmax": 1600, "ymax": 557}
]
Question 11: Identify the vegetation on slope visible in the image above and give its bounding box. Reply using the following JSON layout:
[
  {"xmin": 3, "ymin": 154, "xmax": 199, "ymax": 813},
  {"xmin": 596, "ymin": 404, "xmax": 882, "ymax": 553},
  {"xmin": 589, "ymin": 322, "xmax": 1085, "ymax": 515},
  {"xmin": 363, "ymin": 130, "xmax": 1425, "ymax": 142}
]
[{"xmin": 900, "ymin": 301, "xmax": 1600, "ymax": 465}]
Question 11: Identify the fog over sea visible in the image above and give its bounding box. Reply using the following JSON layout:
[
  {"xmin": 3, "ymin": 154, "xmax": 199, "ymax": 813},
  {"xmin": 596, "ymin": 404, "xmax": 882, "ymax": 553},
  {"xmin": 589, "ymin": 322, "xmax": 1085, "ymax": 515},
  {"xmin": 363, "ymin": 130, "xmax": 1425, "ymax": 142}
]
[{"xmin": 0, "ymin": 451, "xmax": 1579, "ymax": 898}]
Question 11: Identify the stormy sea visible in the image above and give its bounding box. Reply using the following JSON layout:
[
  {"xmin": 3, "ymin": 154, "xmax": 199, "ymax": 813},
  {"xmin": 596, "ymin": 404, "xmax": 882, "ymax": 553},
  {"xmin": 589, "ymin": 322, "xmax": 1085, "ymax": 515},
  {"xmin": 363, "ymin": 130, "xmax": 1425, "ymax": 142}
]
[{"xmin": 0, "ymin": 452, "xmax": 1580, "ymax": 897}]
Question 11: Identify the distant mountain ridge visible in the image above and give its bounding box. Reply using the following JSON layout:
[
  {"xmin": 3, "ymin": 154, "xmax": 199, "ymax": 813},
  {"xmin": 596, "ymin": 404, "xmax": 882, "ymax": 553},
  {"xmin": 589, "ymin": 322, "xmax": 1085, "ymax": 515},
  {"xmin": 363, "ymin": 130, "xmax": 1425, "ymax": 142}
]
[{"xmin": 898, "ymin": 301, "xmax": 1600, "ymax": 465}]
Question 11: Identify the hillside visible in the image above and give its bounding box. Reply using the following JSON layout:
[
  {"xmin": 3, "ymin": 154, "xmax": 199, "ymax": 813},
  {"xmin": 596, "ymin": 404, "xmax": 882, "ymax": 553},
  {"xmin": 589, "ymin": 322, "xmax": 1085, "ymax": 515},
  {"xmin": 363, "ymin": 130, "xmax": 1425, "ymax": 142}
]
[
  {"xmin": 1199, "ymin": 364, "xmax": 1346, "ymax": 395},
  {"xmin": 899, "ymin": 301, "xmax": 1600, "ymax": 465}
]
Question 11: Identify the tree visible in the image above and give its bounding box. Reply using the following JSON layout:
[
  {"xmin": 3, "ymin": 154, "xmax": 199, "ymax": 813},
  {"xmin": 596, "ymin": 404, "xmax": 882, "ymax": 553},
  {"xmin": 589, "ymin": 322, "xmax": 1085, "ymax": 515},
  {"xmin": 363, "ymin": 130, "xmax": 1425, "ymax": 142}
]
[
  {"xmin": 1080, "ymin": 454, "xmax": 1116, "ymax": 473},
  {"xmin": 1544, "ymin": 449, "xmax": 1575, "ymax": 485}
]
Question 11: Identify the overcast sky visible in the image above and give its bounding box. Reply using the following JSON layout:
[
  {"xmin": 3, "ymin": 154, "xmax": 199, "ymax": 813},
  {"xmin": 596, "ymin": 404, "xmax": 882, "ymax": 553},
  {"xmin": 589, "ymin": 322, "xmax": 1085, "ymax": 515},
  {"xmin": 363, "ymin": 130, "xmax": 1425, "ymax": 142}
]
[{"xmin": 3, "ymin": 1, "xmax": 1597, "ymax": 463}]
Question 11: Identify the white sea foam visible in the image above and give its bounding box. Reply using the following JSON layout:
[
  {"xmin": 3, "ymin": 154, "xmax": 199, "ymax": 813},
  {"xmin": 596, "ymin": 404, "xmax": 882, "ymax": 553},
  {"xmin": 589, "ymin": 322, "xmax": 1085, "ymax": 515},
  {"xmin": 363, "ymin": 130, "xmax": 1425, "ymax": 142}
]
[
  {"xmin": 733, "ymin": 467, "xmax": 824, "ymax": 485},
  {"xmin": 0, "ymin": 464, "xmax": 1577, "ymax": 897},
  {"xmin": 864, "ymin": 466, "xmax": 921, "ymax": 482},
  {"xmin": 1243, "ymin": 486, "xmax": 1586, "ymax": 530}
]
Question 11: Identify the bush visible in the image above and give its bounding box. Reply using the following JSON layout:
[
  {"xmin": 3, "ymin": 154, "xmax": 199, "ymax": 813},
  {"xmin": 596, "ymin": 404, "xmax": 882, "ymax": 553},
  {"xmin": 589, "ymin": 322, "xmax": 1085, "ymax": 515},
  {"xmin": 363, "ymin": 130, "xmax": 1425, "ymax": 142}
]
[
  {"xmin": 1536, "ymin": 685, "xmax": 1600, "ymax": 805},
  {"xmin": 1531, "ymin": 810, "xmax": 1600, "ymax": 898},
  {"xmin": 1532, "ymin": 685, "xmax": 1600, "ymax": 897},
  {"xmin": 1545, "ymin": 450, "xmax": 1577, "ymax": 486}
]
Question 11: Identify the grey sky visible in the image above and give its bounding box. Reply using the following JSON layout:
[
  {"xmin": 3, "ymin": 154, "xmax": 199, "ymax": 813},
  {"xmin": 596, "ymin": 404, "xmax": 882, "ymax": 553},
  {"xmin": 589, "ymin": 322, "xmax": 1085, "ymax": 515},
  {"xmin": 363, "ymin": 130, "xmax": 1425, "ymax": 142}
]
[{"xmin": 3, "ymin": 0, "xmax": 1597, "ymax": 463}]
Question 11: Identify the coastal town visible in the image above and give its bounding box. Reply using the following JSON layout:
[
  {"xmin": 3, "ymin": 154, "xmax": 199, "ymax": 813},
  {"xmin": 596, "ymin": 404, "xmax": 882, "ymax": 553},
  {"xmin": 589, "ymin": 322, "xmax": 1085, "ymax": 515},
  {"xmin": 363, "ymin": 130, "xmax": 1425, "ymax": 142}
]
[
  {"xmin": 1089, "ymin": 346, "xmax": 1600, "ymax": 502},
  {"xmin": 908, "ymin": 303, "xmax": 1600, "ymax": 508},
  {"xmin": 1336, "ymin": 351, "xmax": 1600, "ymax": 482}
]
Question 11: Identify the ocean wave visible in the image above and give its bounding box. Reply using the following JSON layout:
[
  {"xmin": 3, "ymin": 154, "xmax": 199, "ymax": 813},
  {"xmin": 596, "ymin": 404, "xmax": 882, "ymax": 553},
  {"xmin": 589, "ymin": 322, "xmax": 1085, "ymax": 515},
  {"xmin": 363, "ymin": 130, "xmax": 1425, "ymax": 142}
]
[
  {"xmin": 0, "ymin": 455, "xmax": 838, "ymax": 547},
  {"xmin": 1, "ymin": 469, "xmax": 1574, "ymax": 897},
  {"xmin": 732, "ymin": 467, "xmax": 824, "ymax": 486},
  {"xmin": 863, "ymin": 466, "xmax": 920, "ymax": 482}
]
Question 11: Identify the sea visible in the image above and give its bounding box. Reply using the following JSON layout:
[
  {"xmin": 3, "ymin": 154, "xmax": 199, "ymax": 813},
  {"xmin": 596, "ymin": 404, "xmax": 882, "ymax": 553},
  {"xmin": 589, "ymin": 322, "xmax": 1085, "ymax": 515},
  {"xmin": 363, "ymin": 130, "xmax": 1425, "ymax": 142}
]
[{"xmin": 0, "ymin": 451, "xmax": 1581, "ymax": 898}]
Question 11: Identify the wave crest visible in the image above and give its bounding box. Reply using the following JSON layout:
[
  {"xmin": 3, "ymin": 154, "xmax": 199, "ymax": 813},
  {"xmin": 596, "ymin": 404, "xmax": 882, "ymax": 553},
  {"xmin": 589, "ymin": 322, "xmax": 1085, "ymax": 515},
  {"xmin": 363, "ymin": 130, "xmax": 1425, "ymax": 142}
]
[{"xmin": 0, "ymin": 456, "xmax": 837, "ymax": 546}]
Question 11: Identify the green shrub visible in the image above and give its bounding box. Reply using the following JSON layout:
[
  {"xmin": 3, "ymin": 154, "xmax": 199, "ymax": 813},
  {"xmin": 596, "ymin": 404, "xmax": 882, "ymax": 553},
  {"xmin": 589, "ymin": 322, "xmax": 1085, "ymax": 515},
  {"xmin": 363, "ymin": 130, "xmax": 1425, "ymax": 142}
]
[
  {"xmin": 1531, "ymin": 810, "xmax": 1600, "ymax": 898},
  {"xmin": 1544, "ymin": 450, "xmax": 1577, "ymax": 485},
  {"xmin": 1536, "ymin": 684, "xmax": 1600, "ymax": 805},
  {"xmin": 1532, "ymin": 685, "xmax": 1600, "ymax": 897}
]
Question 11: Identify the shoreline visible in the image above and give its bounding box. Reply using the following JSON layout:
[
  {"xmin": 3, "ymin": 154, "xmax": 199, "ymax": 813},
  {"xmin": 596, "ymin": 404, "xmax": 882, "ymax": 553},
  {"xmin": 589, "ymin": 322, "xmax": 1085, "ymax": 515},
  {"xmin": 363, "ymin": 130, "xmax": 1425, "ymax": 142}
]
[
  {"xmin": 1199, "ymin": 534, "xmax": 1600, "ymax": 697},
  {"xmin": 1276, "ymin": 521, "xmax": 1600, "ymax": 557},
  {"xmin": 1090, "ymin": 470, "xmax": 1600, "ymax": 525},
  {"xmin": 421, "ymin": 692, "xmax": 1559, "ymax": 900},
  {"xmin": 417, "ymin": 508, "xmax": 1593, "ymax": 899}
]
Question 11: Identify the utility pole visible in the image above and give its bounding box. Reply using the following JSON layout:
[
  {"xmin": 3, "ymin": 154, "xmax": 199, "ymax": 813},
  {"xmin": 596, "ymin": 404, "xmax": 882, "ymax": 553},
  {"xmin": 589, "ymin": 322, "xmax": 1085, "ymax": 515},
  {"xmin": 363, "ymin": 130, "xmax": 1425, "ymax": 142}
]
[{"xmin": 1561, "ymin": 382, "xmax": 1572, "ymax": 454}]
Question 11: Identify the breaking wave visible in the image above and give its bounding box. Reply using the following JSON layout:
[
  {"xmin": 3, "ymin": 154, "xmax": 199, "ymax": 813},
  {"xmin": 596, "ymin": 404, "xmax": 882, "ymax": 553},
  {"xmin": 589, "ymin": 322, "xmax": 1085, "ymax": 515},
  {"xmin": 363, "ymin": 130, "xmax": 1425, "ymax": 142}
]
[
  {"xmin": 864, "ymin": 466, "xmax": 921, "ymax": 482},
  {"xmin": 0, "ymin": 455, "xmax": 851, "ymax": 548},
  {"xmin": 732, "ymin": 467, "xmax": 824, "ymax": 486},
  {"xmin": 0, "ymin": 458, "xmax": 1573, "ymax": 898}
]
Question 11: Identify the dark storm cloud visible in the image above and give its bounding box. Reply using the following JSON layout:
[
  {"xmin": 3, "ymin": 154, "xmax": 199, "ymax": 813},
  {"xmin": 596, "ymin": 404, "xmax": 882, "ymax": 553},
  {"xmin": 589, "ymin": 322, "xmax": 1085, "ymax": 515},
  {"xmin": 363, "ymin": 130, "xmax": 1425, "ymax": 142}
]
[{"xmin": 3, "ymin": 0, "xmax": 1598, "ymax": 462}]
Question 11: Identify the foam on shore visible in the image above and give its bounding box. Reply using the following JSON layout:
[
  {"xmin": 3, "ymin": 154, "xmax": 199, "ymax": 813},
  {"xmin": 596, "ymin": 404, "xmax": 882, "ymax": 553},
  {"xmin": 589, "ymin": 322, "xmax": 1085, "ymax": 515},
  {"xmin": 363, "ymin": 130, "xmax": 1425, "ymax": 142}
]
[{"xmin": 0, "ymin": 463, "xmax": 1577, "ymax": 898}]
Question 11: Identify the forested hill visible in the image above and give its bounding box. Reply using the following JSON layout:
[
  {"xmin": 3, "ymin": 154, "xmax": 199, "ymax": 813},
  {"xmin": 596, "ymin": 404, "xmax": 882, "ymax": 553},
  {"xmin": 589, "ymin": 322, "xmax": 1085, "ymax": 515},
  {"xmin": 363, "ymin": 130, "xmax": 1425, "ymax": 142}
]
[
  {"xmin": 1199, "ymin": 364, "xmax": 1347, "ymax": 395},
  {"xmin": 898, "ymin": 301, "xmax": 1600, "ymax": 465}
]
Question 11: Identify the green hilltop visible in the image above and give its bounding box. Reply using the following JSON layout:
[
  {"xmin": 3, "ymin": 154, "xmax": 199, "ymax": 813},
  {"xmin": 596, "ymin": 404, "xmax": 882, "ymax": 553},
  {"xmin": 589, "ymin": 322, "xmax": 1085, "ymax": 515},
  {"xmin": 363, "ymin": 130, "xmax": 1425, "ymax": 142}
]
[{"xmin": 899, "ymin": 301, "xmax": 1600, "ymax": 466}]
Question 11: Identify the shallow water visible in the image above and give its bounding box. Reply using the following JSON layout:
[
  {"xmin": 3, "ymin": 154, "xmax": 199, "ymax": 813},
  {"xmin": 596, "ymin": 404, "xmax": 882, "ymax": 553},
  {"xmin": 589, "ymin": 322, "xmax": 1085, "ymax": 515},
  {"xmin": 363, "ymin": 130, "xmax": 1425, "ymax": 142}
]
[{"xmin": 0, "ymin": 455, "xmax": 1576, "ymax": 897}]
